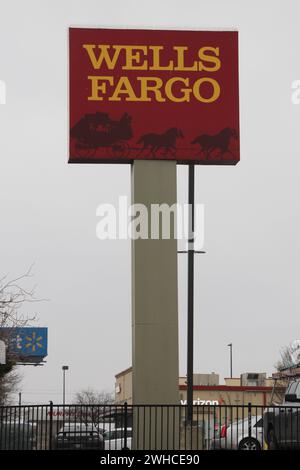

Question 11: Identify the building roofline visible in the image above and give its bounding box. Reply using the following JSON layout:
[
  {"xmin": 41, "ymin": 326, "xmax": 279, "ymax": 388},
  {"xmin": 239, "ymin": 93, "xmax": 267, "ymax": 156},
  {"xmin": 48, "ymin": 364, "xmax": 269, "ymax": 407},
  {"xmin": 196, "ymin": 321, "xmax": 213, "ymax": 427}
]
[
  {"xmin": 115, "ymin": 367, "xmax": 133, "ymax": 379},
  {"xmin": 179, "ymin": 385, "xmax": 275, "ymax": 392}
]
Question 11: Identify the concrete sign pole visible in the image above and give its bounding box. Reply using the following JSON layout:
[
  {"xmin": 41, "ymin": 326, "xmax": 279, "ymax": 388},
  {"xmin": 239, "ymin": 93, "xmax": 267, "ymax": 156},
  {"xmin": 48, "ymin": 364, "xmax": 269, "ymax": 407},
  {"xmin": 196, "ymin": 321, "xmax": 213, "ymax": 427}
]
[{"xmin": 131, "ymin": 160, "xmax": 179, "ymax": 449}]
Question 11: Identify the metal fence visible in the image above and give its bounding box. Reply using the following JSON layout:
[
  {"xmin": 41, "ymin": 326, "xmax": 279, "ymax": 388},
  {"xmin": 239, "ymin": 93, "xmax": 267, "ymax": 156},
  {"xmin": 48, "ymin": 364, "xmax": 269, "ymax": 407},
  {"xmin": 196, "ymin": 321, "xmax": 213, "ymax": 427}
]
[{"xmin": 0, "ymin": 402, "xmax": 299, "ymax": 450}]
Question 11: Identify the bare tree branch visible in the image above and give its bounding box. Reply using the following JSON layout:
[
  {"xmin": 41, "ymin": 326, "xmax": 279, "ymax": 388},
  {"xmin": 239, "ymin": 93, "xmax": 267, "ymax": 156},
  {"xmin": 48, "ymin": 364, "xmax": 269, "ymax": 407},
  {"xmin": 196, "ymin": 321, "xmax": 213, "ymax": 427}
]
[{"xmin": 0, "ymin": 266, "xmax": 46, "ymax": 404}]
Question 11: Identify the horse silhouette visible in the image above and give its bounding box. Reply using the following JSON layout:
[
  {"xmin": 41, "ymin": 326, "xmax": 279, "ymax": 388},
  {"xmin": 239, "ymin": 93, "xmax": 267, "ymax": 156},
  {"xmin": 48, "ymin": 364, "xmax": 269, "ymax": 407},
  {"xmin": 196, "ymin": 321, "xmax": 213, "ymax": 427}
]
[
  {"xmin": 191, "ymin": 128, "xmax": 238, "ymax": 159},
  {"xmin": 137, "ymin": 128, "xmax": 184, "ymax": 156}
]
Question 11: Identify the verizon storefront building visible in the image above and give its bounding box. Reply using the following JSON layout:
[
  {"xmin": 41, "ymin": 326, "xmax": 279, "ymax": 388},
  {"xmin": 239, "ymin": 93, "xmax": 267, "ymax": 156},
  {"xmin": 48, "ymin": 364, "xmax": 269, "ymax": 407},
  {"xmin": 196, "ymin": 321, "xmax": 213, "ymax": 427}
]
[{"xmin": 115, "ymin": 368, "xmax": 275, "ymax": 407}]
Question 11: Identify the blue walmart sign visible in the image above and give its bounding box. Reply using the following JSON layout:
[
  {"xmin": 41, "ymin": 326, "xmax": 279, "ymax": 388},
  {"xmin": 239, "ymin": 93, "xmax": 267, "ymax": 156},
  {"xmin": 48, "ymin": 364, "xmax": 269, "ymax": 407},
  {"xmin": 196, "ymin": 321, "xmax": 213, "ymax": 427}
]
[{"xmin": 0, "ymin": 327, "xmax": 48, "ymax": 358}]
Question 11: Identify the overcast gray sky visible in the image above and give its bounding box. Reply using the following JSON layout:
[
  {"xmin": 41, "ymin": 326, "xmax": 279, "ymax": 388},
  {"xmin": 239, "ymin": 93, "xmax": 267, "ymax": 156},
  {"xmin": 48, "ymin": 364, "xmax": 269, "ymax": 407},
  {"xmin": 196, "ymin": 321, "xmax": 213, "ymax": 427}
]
[{"xmin": 0, "ymin": 0, "xmax": 299, "ymax": 404}]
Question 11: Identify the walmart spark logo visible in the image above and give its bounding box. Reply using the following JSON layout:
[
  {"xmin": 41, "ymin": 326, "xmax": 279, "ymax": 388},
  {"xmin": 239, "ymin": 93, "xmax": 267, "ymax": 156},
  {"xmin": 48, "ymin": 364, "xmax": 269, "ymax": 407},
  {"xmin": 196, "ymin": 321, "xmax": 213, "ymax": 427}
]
[
  {"xmin": 25, "ymin": 331, "xmax": 44, "ymax": 353},
  {"xmin": 0, "ymin": 327, "xmax": 48, "ymax": 359}
]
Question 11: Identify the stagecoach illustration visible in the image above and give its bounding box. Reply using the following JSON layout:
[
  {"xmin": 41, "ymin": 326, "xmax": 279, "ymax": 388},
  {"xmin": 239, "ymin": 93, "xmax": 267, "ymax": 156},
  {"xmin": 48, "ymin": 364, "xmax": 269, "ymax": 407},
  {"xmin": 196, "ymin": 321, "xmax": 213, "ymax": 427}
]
[
  {"xmin": 70, "ymin": 112, "xmax": 133, "ymax": 158},
  {"xmin": 70, "ymin": 113, "xmax": 238, "ymax": 162}
]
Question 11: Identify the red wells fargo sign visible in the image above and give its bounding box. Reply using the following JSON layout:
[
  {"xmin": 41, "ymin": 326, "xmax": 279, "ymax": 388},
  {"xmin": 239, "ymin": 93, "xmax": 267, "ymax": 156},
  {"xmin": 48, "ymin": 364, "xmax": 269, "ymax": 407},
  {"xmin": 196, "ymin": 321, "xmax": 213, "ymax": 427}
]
[{"xmin": 69, "ymin": 28, "xmax": 239, "ymax": 164}]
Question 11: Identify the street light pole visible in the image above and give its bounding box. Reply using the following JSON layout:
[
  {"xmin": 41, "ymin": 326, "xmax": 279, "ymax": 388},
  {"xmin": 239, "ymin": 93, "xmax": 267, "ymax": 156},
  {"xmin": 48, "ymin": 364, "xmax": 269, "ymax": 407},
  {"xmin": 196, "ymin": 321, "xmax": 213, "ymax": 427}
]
[
  {"xmin": 228, "ymin": 343, "xmax": 233, "ymax": 378},
  {"xmin": 62, "ymin": 365, "xmax": 69, "ymax": 406}
]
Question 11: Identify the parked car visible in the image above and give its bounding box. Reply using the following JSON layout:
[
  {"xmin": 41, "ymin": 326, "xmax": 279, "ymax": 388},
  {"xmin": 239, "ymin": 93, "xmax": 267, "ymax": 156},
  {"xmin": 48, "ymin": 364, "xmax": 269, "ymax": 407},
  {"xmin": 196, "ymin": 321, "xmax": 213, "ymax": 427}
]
[
  {"xmin": 53, "ymin": 422, "xmax": 104, "ymax": 450},
  {"xmin": 0, "ymin": 422, "xmax": 37, "ymax": 450},
  {"xmin": 58, "ymin": 422, "xmax": 96, "ymax": 433},
  {"xmin": 104, "ymin": 428, "xmax": 132, "ymax": 450},
  {"xmin": 96, "ymin": 421, "xmax": 115, "ymax": 435},
  {"xmin": 210, "ymin": 416, "xmax": 263, "ymax": 450},
  {"xmin": 264, "ymin": 379, "xmax": 300, "ymax": 449}
]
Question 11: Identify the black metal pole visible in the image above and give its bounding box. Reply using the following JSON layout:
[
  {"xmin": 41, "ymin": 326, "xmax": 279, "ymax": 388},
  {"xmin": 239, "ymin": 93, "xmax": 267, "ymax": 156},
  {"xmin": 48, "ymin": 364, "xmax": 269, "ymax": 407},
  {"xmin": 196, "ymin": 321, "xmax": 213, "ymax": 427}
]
[
  {"xmin": 230, "ymin": 344, "xmax": 233, "ymax": 378},
  {"xmin": 49, "ymin": 401, "xmax": 53, "ymax": 450},
  {"xmin": 62, "ymin": 365, "xmax": 69, "ymax": 405},
  {"xmin": 123, "ymin": 402, "xmax": 128, "ymax": 450},
  {"xmin": 228, "ymin": 343, "xmax": 233, "ymax": 378},
  {"xmin": 63, "ymin": 369, "xmax": 65, "ymax": 406},
  {"xmin": 187, "ymin": 164, "xmax": 195, "ymax": 423}
]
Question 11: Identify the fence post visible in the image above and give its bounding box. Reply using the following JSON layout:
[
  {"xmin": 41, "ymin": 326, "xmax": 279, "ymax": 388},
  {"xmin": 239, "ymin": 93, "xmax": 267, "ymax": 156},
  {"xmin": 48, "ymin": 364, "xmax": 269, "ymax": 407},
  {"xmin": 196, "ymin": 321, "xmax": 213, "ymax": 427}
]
[
  {"xmin": 248, "ymin": 402, "xmax": 252, "ymax": 439},
  {"xmin": 49, "ymin": 401, "xmax": 53, "ymax": 450},
  {"xmin": 123, "ymin": 401, "xmax": 128, "ymax": 450}
]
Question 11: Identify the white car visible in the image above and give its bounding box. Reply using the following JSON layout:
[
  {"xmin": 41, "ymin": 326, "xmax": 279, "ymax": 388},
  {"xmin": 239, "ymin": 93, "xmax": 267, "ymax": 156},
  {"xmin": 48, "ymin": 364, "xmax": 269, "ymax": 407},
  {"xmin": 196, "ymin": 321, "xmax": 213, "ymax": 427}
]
[
  {"xmin": 97, "ymin": 421, "xmax": 115, "ymax": 435},
  {"xmin": 58, "ymin": 422, "xmax": 96, "ymax": 433},
  {"xmin": 104, "ymin": 428, "xmax": 132, "ymax": 450},
  {"xmin": 210, "ymin": 416, "xmax": 263, "ymax": 450}
]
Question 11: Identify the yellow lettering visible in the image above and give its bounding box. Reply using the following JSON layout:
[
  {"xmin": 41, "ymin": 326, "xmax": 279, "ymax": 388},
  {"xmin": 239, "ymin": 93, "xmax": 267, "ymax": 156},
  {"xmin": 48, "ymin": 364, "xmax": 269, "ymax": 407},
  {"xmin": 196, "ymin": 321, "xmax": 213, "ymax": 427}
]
[
  {"xmin": 193, "ymin": 78, "xmax": 220, "ymax": 102},
  {"xmin": 149, "ymin": 46, "xmax": 174, "ymax": 70},
  {"xmin": 109, "ymin": 76, "xmax": 139, "ymax": 101},
  {"xmin": 83, "ymin": 44, "xmax": 123, "ymax": 70},
  {"xmin": 87, "ymin": 76, "xmax": 114, "ymax": 100},
  {"xmin": 198, "ymin": 47, "xmax": 221, "ymax": 72},
  {"xmin": 173, "ymin": 46, "xmax": 198, "ymax": 71},
  {"xmin": 137, "ymin": 77, "xmax": 166, "ymax": 102},
  {"xmin": 122, "ymin": 46, "xmax": 148, "ymax": 70},
  {"xmin": 165, "ymin": 77, "xmax": 191, "ymax": 102}
]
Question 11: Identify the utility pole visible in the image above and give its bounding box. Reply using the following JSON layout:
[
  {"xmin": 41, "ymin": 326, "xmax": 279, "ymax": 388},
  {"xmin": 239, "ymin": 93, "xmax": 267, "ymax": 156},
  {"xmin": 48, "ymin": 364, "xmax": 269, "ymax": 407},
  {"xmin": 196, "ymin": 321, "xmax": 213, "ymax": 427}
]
[
  {"xmin": 62, "ymin": 365, "xmax": 69, "ymax": 406},
  {"xmin": 228, "ymin": 343, "xmax": 233, "ymax": 378}
]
